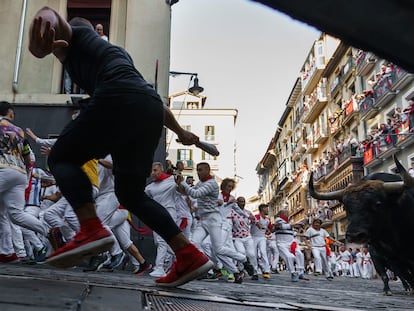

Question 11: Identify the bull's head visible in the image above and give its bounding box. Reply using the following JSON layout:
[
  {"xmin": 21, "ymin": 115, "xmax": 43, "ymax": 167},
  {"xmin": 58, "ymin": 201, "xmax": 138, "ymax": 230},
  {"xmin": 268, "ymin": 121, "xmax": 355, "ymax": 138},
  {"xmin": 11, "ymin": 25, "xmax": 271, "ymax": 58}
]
[{"xmin": 308, "ymin": 156, "xmax": 413, "ymax": 244}]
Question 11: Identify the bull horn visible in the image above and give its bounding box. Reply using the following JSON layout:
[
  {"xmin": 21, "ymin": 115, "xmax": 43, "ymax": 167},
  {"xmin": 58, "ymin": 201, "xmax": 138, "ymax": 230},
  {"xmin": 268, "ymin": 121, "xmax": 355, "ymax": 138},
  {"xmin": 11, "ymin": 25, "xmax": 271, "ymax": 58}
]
[
  {"xmin": 308, "ymin": 172, "xmax": 345, "ymax": 200},
  {"xmin": 382, "ymin": 181, "xmax": 405, "ymax": 192},
  {"xmin": 393, "ymin": 155, "xmax": 414, "ymax": 188}
]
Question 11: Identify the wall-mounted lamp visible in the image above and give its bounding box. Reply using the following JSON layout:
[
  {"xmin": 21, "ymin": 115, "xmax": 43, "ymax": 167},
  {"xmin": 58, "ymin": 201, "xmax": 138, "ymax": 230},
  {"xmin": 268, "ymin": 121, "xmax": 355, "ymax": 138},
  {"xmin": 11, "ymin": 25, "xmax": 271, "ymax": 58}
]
[{"xmin": 169, "ymin": 71, "xmax": 204, "ymax": 95}]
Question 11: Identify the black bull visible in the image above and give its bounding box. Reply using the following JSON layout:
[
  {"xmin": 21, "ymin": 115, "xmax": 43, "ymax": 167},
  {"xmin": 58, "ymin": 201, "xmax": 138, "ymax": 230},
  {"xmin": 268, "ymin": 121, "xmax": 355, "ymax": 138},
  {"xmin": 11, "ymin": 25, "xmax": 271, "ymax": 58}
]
[{"xmin": 309, "ymin": 155, "xmax": 414, "ymax": 294}]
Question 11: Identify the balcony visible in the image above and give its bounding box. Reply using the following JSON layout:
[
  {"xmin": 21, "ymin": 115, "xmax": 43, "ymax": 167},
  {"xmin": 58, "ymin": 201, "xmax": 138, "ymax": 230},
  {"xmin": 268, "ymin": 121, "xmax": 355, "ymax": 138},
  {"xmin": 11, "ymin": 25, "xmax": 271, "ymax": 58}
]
[
  {"xmin": 329, "ymin": 117, "xmax": 342, "ymax": 136},
  {"xmin": 342, "ymin": 98, "xmax": 358, "ymax": 126},
  {"xmin": 313, "ymin": 165, "xmax": 326, "ymax": 181},
  {"xmin": 292, "ymin": 152, "xmax": 302, "ymax": 161},
  {"xmin": 363, "ymin": 143, "xmax": 382, "ymax": 168},
  {"xmin": 330, "ymin": 76, "xmax": 341, "ymax": 98},
  {"xmin": 341, "ymin": 56, "xmax": 355, "ymax": 84},
  {"xmin": 295, "ymin": 143, "xmax": 306, "ymax": 154},
  {"xmin": 358, "ymin": 92, "xmax": 377, "ymax": 121},
  {"xmin": 305, "ymin": 142, "xmax": 318, "ymax": 154},
  {"xmin": 301, "ymin": 63, "xmax": 325, "ymax": 96},
  {"xmin": 390, "ymin": 66, "xmax": 414, "ymax": 91},
  {"xmin": 373, "ymin": 77, "xmax": 397, "ymax": 109},
  {"xmin": 302, "ymin": 87, "xmax": 328, "ymax": 124},
  {"xmin": 395, "ymin": 121, "xmax": 414, "ymax": 149},
  {"xmin": 314, "ymin": 128, "xmax": 328, "ymax": 144},
  {"xmin": 355, "ymin": 51, "xmax": 376, "ymax": 76}
]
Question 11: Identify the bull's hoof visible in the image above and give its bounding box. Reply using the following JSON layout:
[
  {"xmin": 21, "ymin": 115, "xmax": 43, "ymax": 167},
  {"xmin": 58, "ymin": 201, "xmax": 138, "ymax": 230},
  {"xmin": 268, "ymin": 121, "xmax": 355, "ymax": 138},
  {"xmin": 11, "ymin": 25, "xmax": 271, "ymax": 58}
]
[{"xmin": 384, "ymin": 290, "xmax": 393, "ymax": 296}]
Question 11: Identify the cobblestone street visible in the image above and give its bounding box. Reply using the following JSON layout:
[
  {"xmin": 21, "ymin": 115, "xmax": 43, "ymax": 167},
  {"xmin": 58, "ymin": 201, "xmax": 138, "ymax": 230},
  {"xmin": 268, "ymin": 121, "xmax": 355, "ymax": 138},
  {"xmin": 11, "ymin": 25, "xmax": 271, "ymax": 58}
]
[{"xmin": 0, "ymin": 263, "xmax": 412, "ymax": 310}]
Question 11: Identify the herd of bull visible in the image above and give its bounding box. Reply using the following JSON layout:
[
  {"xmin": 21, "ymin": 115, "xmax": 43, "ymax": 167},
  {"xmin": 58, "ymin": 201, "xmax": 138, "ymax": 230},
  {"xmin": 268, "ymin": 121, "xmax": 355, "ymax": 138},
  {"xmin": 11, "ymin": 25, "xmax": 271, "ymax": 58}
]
[{"xmin": 309, "ymin": 155, "xmax": 414, "ymax": 295}]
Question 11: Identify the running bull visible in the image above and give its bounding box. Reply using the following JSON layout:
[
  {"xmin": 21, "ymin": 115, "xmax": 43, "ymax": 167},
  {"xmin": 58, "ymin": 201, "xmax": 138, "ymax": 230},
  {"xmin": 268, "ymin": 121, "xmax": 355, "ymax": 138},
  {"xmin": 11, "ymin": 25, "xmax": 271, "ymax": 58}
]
[{"xmin": 309, "ymin": 155, "xmax": 414, "ymax": 295}]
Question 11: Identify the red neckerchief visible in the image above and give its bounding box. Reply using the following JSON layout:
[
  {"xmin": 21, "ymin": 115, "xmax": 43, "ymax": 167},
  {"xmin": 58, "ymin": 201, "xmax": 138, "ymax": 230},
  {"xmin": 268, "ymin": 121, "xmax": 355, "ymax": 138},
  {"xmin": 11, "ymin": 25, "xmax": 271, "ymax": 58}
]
[
  {"xmin": 154, "ymin": 173, "xmax": 171, "ymax": 182},
  {"xmin": 201, "ymin": 175, "xmax": 213, "ymax": 182},
  {"xmin": 221, "ymin": 191, "xmax": 231, "ymax": 203},
  {"xmin": 279, "ymin": 215, "xmax": 289, "ymax": 223}
]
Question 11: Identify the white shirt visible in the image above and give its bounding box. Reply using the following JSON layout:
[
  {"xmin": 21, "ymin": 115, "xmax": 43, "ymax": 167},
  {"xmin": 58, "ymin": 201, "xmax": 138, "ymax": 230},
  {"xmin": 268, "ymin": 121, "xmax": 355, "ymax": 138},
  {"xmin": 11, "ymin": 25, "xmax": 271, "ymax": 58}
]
[{"xmin": 305, "ymin": 226, "xmax": 329, "ymax": 247}]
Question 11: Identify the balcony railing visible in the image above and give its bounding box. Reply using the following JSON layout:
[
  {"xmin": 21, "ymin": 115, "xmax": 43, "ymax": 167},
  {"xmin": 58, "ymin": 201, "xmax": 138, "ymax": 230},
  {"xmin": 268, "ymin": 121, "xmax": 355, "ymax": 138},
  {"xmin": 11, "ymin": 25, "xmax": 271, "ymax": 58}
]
[
  {"xmin": 373, "ymin": 76, "xmax": 396, "ymax": 109},
  {"xmin": 390, "ymin": 66, "xmax": 414, "ymax": 91},
  {"xmin": 355, "ymin": 51, "xmax": 376, "ymax": 76},
  {"xmin": 358, "ymin": 91, "xmax": 377, "ymax": 121},
  {"xmin": 302, "ymin": 86, "xmax": 328, "ymax": 123},
  {"xmin": 314, "ymin": 128, "xmax": 328, "ymax": 144}
]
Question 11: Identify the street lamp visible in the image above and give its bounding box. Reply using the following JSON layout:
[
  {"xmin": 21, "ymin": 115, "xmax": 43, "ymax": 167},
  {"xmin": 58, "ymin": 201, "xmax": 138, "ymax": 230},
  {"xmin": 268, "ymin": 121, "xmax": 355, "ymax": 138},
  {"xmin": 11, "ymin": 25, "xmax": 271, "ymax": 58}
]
[{"xmin": 169, "ymin": 71, "xmax": 204, "ymax": 95}]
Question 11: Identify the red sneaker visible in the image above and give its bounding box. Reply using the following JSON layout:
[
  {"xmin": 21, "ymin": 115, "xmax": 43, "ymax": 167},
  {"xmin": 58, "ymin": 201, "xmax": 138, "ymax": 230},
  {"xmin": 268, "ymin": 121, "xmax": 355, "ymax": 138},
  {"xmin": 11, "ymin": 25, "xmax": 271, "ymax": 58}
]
[
  {"xmin": 0, "ymin": 253, "xmax": 19, "ymax": 263},
  {"xmin": 46, "ymin": 228, "xmax": 114, "ymax": 268},
  {"xmin": 155, "ymin": 243, "xmax": 213, "ymax": 287}
]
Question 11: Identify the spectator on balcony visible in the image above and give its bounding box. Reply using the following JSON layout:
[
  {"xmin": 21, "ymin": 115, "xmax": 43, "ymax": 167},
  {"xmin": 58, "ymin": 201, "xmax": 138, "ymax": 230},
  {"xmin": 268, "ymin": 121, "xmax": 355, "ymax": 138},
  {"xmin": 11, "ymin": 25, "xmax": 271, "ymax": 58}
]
[
  {"xmin": 395, "ymin": 107, "xmax": 408, "ymax": 123},
  {"xmin": 378, "ymin": 124, "xmax": 389, "ymax": 147},
  {"xmin": 95, "ymin": 24, "xmax": 108, "ymax": 41},
  {"xmin": 349, "ymin": 136, "xmax": 358, "ymax": 156},
  {"xmin": 343, "ymin": 135, "xmax": 350, "ymax": 149},
  {"xmin": 403, "ymin": 98, "xmax": 414, "ymax": 131},
  {"xmin": 336, "ymin": 139, "xmax": 344, "ymax": 154}
]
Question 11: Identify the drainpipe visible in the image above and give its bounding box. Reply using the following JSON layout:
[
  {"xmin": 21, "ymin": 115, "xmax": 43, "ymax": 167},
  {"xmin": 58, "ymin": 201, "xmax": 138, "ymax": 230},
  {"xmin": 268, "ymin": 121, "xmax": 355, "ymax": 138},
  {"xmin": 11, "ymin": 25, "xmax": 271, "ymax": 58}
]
[{"xmin": 12, "ymin": 0, "xmax": 28, "ymax": 94}]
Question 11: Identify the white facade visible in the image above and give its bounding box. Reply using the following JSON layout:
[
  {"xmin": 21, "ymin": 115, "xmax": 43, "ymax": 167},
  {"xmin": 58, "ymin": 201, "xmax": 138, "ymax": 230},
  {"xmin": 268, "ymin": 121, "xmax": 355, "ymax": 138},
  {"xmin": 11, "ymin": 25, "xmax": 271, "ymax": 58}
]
[{"xmin": 168, "ymin": 91, "xmax": 238, "ymax": 183}]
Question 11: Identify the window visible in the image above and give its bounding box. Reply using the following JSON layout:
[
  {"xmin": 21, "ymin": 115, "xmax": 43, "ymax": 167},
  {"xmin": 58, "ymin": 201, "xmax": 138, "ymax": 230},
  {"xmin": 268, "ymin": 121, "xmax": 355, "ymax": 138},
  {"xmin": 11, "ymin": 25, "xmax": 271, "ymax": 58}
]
[
  {"xmin": 187, "ymin": 102, "xmax": 199, "ymax": 109},
  {"xmin": 202, "ymin": 151, "xmax": 217, "ymax": 161},
  {"xmin": 205, "ymin": 125, "xmax": 215, "ymax": 141},
  {"xmin": 177, "ymin": 149, "xmax": 192, "ymax": 161},
  {"xmin": 183, "ymin": 125, "xmax": 191, "ymax": 131},
  {"xmin": 172, "ymin": 101, "xmax": 185, "ymax": 109}
]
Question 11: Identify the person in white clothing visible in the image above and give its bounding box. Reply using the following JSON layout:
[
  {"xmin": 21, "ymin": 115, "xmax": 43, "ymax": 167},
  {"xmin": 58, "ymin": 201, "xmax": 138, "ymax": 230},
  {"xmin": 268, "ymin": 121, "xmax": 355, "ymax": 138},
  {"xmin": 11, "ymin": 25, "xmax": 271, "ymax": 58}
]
[
  {"xmin": 266, "ymin": 230, "xmax": 279, "ymax": 274},
  {"xmin": 338, "ymin": 245, "xmax": 352, "ymax": 276},
  {"xmin": 304, "ymin": 218, "xmax": 339, "ymax": 280},
  {"xmin": 353, "ymin": 248, "xmax": 363, "ymax": 278},
  {"xmin": 145, "ymin": 162, "xmax": 179, "ymax": 277},
  {"xmin": 250, "ymin": 204, "xmax": 272, "ymax": 279},
  {"xmin": 176, "ymin": 162, "xmax": 246, "ymax": 284},
  {"xmin": 360, "ymin": 247, "xmax": 374, "ymax": 279},
  {"xmin": 231, "ymin": 196, "xmax": 258, "ymax": 279},
  {"xmin": 0, "ymin": 102, "xmax": 48, "ymax": 263},
  {"xmin": 96, "ymin": 156, "xmax": 152, "ymax": 275},
  {"xmin": 274, "ymin": 209, "xmax": 308, "ymax": 281},
  {"xmin": 175, "ymin": 179, "xmax": 194, "ymax": 240},
  {"xmin": 217, "ymin": 178, "xmax": 250, "ymax": 282}
]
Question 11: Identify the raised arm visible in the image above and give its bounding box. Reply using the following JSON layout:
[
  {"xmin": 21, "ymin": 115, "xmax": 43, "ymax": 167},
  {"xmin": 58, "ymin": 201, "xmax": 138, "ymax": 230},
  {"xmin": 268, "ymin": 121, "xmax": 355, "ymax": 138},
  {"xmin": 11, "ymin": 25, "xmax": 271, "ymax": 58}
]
[
  {"xmin": 29, "ymin": 6, "xmax": 71, "ymax": 61},
  {"xmin": 163, "ymin": 104, "xmax": 199, "ymax": 145}
]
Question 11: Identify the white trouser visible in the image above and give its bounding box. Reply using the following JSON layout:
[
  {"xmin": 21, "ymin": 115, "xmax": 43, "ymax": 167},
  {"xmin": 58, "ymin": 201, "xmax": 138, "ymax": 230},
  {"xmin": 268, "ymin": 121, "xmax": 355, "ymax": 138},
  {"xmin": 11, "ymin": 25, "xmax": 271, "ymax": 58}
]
[
  {"xmin": 266, "ymin": 239, "xmax": 279, "ymax": 270},
  {"xmin": 21, "ymin": 205, "xmax": 45, "ymax": 255},
  {"xmin": 0, "ymin": 208, "xmax": 14, "ymax": 255},
  {"xmin": 153, "ymin": 207, "xmax": 177, "ymax": 272},
  {"xmin": 295, "ymin": 248, "xmax": 305, "ymax": 273},
  {"xmin": 178, "ymin": 216, "xmax": 193, "ymax": 240},
  {"xmin": 43, "ymin": 196, "xmax": 78, "ymax": 241},
  {"xmin": 352, "ymin": 262, "xmax": 361, "ymax": 277},
  {"xmin": 192, "ymin": 212, "xmax": 245, "ymax": 274},
  {"xmin": 252, "ymin": 235, "xmax": 270, "ymax": 273},
  {"xmin": 234, "ymin": 236, "xmax": 258, "ymax": 274},
  {"xmin": 95, "ymin": 191, "xmax": 126, "ymax": 256},
  {"xmin": 277, "ymin": 241, "xmax": 296, "ymax": 273},
  {"xmin": 341, "ymin": 261, "xmax": 351, "ymax": 275},
  {"xmin": 361, "ymin": 261, "xmax": 373, "ymax": 279},
  {"xmin": 0, "ymin": 168, "xmax": 47, "ymax": 237},
  {"xmin": 311, "ymin": 246, "xmax": 332, "ymax": 276},
  {"xmin": 9, "ymin": 221, "xmax": 27, "ymax": 257}
]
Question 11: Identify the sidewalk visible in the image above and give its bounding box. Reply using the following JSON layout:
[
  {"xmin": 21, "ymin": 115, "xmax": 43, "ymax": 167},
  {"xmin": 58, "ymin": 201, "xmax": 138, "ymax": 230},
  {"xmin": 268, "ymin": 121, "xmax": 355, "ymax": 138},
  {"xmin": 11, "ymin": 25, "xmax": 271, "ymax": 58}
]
[{"xmin": 0, "ymin": 263, "xmax": 412, "ymax": 310}]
